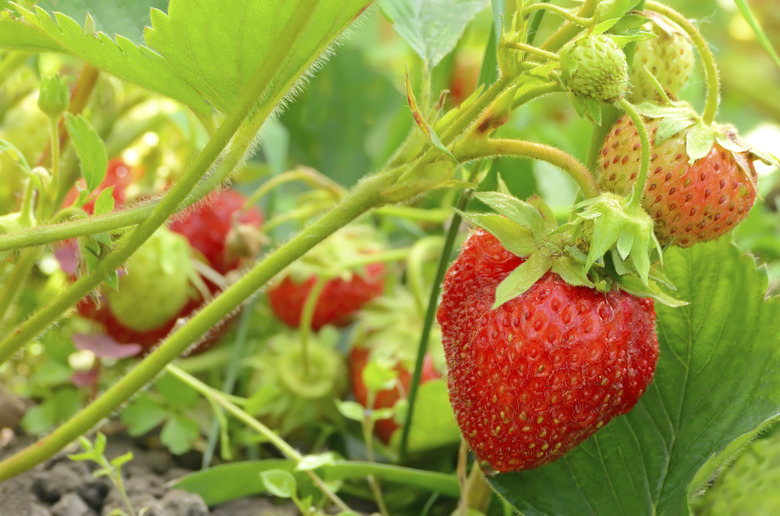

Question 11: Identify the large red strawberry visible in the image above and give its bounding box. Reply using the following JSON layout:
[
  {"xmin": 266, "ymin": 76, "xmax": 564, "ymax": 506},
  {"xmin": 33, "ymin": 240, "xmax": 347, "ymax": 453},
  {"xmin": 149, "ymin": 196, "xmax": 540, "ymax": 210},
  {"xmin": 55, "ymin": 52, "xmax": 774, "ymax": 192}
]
[
  {"xmin": 268, "ymin": 225, "xmax": 386, "ymax": 330},
  {"xmin": 437, "ymin": 228, "xmax": 658, "ymax": 473},
  {"xmin": 170, "ymin": 189, "xmax": 264, "ymax": 275},
  {"xmin": 599, "ymin": 114, "xmax": 758, "ymax": 247}
]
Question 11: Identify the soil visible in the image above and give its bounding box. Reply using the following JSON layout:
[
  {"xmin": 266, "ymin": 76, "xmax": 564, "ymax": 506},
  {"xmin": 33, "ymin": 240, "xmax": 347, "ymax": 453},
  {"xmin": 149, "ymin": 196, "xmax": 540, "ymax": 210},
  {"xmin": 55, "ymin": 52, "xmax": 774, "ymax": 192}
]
[{"xmin": 0, "ymin": 430, "xmax": 301, "ymax": 516}]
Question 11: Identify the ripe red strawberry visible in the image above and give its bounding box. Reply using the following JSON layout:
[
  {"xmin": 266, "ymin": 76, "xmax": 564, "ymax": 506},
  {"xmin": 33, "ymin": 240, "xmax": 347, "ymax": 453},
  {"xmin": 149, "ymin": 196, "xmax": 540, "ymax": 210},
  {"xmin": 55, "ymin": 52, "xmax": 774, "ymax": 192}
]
[
  {"xmin": 170, "ymin": 189, "xmax": 264, "ymax": 275},
  {"xmin": 437, "ymin": 229, "xmax": 658, "ymax": 473},
  {"xmin": 268, "ymin": 262, "xmax": 385, "ymax": 330},
  {"xmin": 349, "ymin": 346, "xmax": 439, "ymax": 444},
  {"xmin": 599, "ymin": 115, "xmax": 758, "ymax": 247}
]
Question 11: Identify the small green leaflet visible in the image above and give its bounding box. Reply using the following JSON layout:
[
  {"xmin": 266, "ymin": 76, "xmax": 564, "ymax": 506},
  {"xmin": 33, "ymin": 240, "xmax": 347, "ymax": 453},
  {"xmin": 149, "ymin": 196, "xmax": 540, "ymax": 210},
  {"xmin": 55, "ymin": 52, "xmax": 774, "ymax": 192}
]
[
  {"xmin": 0, "ymin": 139, "xmax": 32, "ymax": 176},
  {"xmin": 64, "ymin": 114, "xmax": 108, "ymax": 192},
  {"xmin": 685, "ymin": 120, "xmax": 716, "ymax": 164},
  {"xmin": 379, "ymin": 0, "xmax": 488, "ymax": 68},
  {"xmin": 260, "ymin": 470, "xmax": 297, "ymax": 498}
]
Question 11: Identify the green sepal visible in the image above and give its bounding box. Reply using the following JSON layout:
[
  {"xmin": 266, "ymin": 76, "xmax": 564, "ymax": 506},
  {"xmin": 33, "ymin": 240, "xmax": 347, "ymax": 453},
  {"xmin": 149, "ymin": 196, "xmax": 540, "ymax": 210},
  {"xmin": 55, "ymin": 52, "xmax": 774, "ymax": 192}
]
[
  {"xmin": 473, "ymin": 192, "xmax": 546, "ymax": 237},
  {"xmin": 574, "ymin": 192, "xmax": 661, "ymax": 284},
  {"xmin": 685, "ymin": 120, "xmax": 717, "ymax": 164},
  {"xmin": 616, "ymin": 274, "xmax": 688, "ymax": 307},
  {"xmin": 550, "ymin": 256, "xmax": 593, "ymax": 288},
  {"xmin": 492, "ymin": 251, "xmax": 552, "ymax": 309},
  {"xmin": 404, "ymin": 68, "xmax": 456, "ymax": 163},
  {"xmin": 655, "ymin": 113, "xmax": 695, "ymax": 145},
  {"xmin": 570, "ymin": 93, "xmax": 603, "ymax": 125},
  {"xmin": 454, "ymin": 210, "xmax": 538, "ymax": 257}
]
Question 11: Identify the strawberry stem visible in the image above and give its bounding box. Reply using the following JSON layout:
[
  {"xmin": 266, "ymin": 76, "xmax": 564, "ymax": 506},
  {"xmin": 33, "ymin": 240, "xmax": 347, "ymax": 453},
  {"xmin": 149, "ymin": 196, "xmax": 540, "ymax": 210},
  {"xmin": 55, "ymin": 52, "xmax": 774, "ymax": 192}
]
[
  {"xmin": 541, "ymin": 0, "xmax": 600, "ymax": 51},
  {"xmin": 299, "ymin": 277, "xmax": 327, "ymax": 377},
  {"xmin": 619, "ymin": 100, "xmax": 651, "ymax": 210},
  {"xmin": 522, "ymin": 3, "xmax": 593, "ymax": 28},
  {"xmin": 454, "ymin": 137, "xmax": 600, "ymax": 198},
  {"xmin": 645, "ymin": 1, "xmax": 720, "ymax": 125},
  {"xmin": 0, "ymin": 247, "xmax": 37, "ymax": 326},
  {"xmin": 243, "ymin": 166, "xmax": 345, "ymax": 212},
  {"xmin": 504, "ymin": 41, "xmax": 560, "ymax": 62}
]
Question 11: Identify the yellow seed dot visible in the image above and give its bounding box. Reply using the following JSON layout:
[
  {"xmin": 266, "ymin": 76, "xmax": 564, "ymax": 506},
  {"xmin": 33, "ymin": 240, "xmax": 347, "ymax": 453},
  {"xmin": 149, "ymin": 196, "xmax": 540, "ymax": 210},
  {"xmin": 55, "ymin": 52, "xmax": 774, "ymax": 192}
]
[
  {"xmin": 522, "ymin": 426, "xmax": 531, "ymax": 432},
  {"xmin": 539, "ymin": 429, "xmax": 547, "ymax": 438},
  {"xmin": 519, "ymin": 411, "xmax": 527, "ymax": 421},
  {"xmin": 507, "ymin": 334, "xmax": 513, "ymax": 342},
  {"xmin": 528, "ymin": 443, "xmax": 536, "ymax": 449},
  {"xmin": 538, "ymin": 365, "xmax": 545, "ymax": 373},
  {"xmin": 554, "ymin": 442, "xmax": 562, "ymax": 449},
  {"xmin": 596, "ymin": 421, "xmax": 604, "ymax": 428},
  {"xmin": 537, "ymin": 416, "xmax": 544, "ymax": 424},
  {"xmin": 541, "ymin": 443, "xmax": 549, "ymax": 451}
]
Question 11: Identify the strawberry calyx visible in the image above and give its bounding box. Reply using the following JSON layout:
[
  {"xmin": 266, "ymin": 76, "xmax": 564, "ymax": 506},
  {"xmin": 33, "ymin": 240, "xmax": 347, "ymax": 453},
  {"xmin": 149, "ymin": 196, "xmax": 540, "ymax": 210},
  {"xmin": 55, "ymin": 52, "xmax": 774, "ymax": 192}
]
[
  {"xmin": 634, "ymin": 101, "xmax": 780, "ymax": 171},
  {"xmin": 458, "ymin": 184, "xmax": 683, "ymax": 308}
]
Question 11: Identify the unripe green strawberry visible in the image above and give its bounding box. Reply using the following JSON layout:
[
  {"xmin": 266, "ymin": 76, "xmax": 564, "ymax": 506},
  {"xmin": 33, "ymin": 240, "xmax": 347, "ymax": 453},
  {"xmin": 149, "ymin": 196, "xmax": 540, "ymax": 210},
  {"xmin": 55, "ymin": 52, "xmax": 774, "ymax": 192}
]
[
  {"xmin": 599, "ymin": 115, "xmax": 758, "ymax": 247},
  {"xmin": 694, "ymin": 435, "xmax": 780, "ymax": 515},
  {"xmin": 107, "ymin": 228, "xmax": 195, "ymax": 331},
  {"xmin": 629, "ymin": 18, "xmax": 694, "ymax": 102},
  {"xmin": 560, "ymin": 34, "xmax": 628, "ymax": 103}
]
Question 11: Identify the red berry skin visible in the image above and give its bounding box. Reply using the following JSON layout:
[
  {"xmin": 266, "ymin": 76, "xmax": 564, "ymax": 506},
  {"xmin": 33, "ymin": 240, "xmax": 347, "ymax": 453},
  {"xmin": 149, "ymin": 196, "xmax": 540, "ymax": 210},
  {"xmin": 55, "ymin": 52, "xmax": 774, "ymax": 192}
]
[
  {"xmin": 268, "ymin": 262, "xmax": 385, "ymax": 330},
  {"xmin": 599, "ymin": 116, "xmax": 758, "ymax": 247},
  {"xmin": 170, "ymin": 189, "xmax": 264, "ymax": 274},
  {"xmin": 437, "ymin": 229, "xmax": 658, "ymax": 473},
  {"xmin": 349, "ymin": 346, "xmax": 439, "ymax": 443}
]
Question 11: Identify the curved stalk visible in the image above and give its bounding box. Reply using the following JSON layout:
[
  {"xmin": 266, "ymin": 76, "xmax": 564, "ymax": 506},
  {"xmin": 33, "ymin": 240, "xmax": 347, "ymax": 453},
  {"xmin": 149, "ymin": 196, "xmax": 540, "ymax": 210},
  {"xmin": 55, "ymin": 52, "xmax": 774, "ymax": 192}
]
[
  {"xmin": 645, "ymin": 1, "xmax": 720, "ymax": 124},
  {"xmin": 541, "ymin": 0, "xmax": 600, "ymax": 51},
  {"xmin": 521, "ymin": 3, "xmax": 592, "ymax": 27},
  {"xmin": 299, "ymin": 277, "xmax": 327, "ymax": 376},
  {"xmin": 454, "ymin": 138, "xmax": 599, "ymax": 198},
  {"xmin": 0, "ymin": 248, "xmax": 37, "ymax": 325},
  {"xmin": 406, "ymin": 236, "xmax": 445, "ymax": 314},
  {"xmin": 244, "ymin": 167, "xmax": 345, "ymax": 211},
  {"xmin": 618, "ymin": 100, "xmax": 651, "ymax": 209}
]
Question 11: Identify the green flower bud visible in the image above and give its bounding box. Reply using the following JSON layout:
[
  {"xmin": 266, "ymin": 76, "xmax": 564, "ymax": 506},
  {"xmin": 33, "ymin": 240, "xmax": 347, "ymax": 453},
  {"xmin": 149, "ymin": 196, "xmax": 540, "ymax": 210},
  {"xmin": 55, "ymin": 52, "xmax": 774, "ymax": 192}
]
[
  {"xmin": 37, "ymin": 75, "xmax": 69, "ymax": 119},
  {"xmin": 559, "ymin": 35, "xmax": 628, "ymax": 103}
]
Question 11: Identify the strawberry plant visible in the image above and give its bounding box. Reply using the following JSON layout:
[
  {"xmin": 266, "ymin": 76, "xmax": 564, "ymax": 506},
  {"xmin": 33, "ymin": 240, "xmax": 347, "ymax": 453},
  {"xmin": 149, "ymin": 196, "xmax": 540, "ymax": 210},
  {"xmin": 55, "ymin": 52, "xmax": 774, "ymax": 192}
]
[{"xmin": 0, "ymin": 1, "xmax": 779, "ymax": 515}]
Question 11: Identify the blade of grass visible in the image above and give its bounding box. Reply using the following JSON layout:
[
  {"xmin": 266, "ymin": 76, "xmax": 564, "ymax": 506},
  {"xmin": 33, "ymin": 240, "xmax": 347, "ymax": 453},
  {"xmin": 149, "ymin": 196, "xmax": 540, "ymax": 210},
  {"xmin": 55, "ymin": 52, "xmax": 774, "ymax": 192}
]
[{"xmin": 734, "ymin": 0, "xmax": 780, "ymax": 70}]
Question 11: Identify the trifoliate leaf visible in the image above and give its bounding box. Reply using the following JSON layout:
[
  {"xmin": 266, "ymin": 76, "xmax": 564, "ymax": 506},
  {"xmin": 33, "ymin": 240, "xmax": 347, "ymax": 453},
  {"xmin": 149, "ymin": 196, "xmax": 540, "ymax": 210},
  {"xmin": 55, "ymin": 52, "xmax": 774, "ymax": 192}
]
[{"xmin": 160, "ymin": 414, "xmax": 199, "ymax": 455}]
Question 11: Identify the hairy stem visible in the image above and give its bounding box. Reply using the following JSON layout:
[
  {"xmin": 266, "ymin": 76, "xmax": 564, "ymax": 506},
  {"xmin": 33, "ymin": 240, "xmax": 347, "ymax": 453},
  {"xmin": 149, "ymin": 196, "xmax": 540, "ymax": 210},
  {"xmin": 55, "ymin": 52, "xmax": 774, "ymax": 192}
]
[
  {"xmin": 619, "ymin": 100, "xmax": 651, "ymax": 209},
  {"xmin": 522, "ymin": 3, "xmax": 592, "ymax": 27},
  {"xmin": 645, "ymin": 1, "xmax": 720, "ymax": 124},
  {"xmin": 541, "ymin": 0, "xmax": 600, "ymax": 51},
  {"xmin": 454, "ymin": 138, "xmax": 599, "ymax": 198},
  {"xmin": 0, "ymin": 248, "xmax": 37, "ymax": 326},
  {"xmin": 504, "ymin": 41, "xmax": 560, "ymax": 62},
  {"xmin": 244, "ymin": 167, "xmax": 345, "ymax": 210}
]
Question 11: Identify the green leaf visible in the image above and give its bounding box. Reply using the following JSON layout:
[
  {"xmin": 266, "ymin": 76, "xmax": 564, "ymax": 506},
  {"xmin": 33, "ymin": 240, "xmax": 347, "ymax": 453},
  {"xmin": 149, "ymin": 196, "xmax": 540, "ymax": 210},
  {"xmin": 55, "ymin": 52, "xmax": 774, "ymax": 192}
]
[
  {"xmin": 174, "ymin": 460, "xmax": 460, "ymax": 505},
  {"xmin": 36, "ymin": 0, "xmax": 169, "ymax": 44},
  {"xmin": 489, "ymin": 240, "xmax": 780, "ymax": 516},
  {"xmin": 493, "ymin": 251, "xmax": 551, "ymax": 308},
  {"xmin": 155, "ymin": 372, "xmax": 200, "ymax": 410},
  {"xmin": 379, "ymin": 0, "xmax": 488, "ymax": 68},
  {"xmin": 296, "ymin": 452, "xmax": 337, "ymax": 472},
  {"xmin": 92, "ymin": 187, "xmax": 115, "ymax": 215},
  {"xmin": 734, "ymin": 0, "xmax": 780, "ymax": 71},
  {"xmin": 389, "ymin": 379, "xmax": 461, "ymax": 452},
  {"xmin": 160, "ymin": 414, "xmax": 200, "ymax": 455},
  {"xmin": 5, "ymin": 5, "xmax": 210, "ymax": 114},
  {"xmin": 0, "ymin": 139, "xmax": 32, "ymax": 176},
  {"xmin": 120, "ymin": 393, "xmax": 169, "ymax": 436},
  {"xmin": 362, "ymin": 357, "xmax": 399, "ymax": 393},
  {"xmin": 144, "ymin": 0, "xmax": 372, "ymax": 114},
  {"xmin": 110, "ymin": 451, "xmax": 134, "ymax": 469},
  {"xmin": 65, "ymin": 114, "xmax": 107, "ymax": 192},
  {"xmin": 245, "ymin": 384, "xmax": 282, "ymax": 416},
  {"xmin": 260, "ymin": 469, "xmax": 297, "ymax": 498},
  {"xmin": 335, "ymin": 400, "xmax": 366, "ymax": 422}
]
